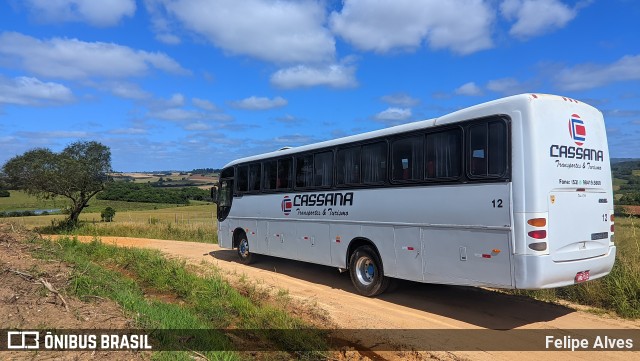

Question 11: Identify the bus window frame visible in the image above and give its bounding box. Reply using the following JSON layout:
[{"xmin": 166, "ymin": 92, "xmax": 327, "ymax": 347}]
[
  {"xmin": 465, "ymin": 116, "xmax": 510, "ymax": 181},
  {"xmin": 424, "ymin": 125, "xmax": 464, "ymax": 183}
]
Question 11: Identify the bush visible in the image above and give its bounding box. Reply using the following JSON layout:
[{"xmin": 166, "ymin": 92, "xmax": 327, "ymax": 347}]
[
  {"xmin": 101, "ymin": 207, "xmax": 116, "ymax": 222},
  {"xmin": 614, "ymin": 205, "xmax": 628, "ymax": 217},
  {"xmin": 0, "ymin": 190, "xmax": 9, "ymax": 197}
]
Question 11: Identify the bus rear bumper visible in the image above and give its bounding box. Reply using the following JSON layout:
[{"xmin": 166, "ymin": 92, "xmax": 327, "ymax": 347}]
[{"xmin": 513, "ymin": 246, "xmax": 616, "ymax": 289}]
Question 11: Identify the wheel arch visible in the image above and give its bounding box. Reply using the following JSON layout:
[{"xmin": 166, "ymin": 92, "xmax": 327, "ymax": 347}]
[
  {"xmin": 232, "ymin": 227, "xmax": 246, "ymax": 249},
  {"xmin": 346, "ymin": 237, "xmax": 383, "ymax": 270}
]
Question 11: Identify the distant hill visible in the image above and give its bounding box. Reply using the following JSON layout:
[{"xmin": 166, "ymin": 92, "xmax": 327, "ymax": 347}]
[{"xmin": 611, "ymin": 158, "xmax": 640, "ymax": 164}]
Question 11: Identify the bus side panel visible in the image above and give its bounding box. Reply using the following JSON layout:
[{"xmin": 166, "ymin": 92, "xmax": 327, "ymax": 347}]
[
  {"xmin": 297, "ymin": 222, "xmax": 331, "ymax": 265},
  {"xmin": 267, "ymin": 221, "xmax": 298, "ymax": 260},
  {"xmin": 394, "ymin": 227, "xmax": 423, "ymax": 281},
  {"xmin": 256, "ymin": 220, "xmax": 269, "ymax": 254},
  {"xmin": 218, "ymin": 221, "xmax": 231, "ymax": 249},
  {"xmin": 423, "ymin": 228, "xmax": 513, "ymax": 287},
  {"xmin": 329, "ymin": 223, "xmax": 358, "ymax": 268}
]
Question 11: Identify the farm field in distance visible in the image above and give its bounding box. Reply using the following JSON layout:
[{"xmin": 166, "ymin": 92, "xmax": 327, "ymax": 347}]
[{"xmin": 0, "ymin": 169, "xmax": 219, "ymax": 242}]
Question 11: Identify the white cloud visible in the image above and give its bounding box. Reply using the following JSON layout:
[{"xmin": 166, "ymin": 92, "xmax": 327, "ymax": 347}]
[
  {"xmin": 108, "ymin": 82, "xmax": 150, "ymax": 100},
  {"xmin": 109, "ymin": 127, "xmax": 148, "ymax": 135},
  {"xmin": 185, "ymin": 122, "xmax": 212, "ymax": 131},
  {"xmin": 374, "ymin": 107, "xmax": 412, "ymax": 122},
  {"xmin": 0, "ymin": 76, "xmax": 74, "ymax": 106},
  {"xmin": 486, "ymin": 77, "xmax": 526, "ymax": 95},
  {"xmin": 381, "ymin": 93, "xmax": 420, "ymax": 106},
  {"xmin": 330, "ymin": 0, "xmax": 494, "ymax": 54},
  {"xmin": 155, "ymin": 0, "xmax": 335, "ymax": 64},
  {"xmin": 167, "ymin": 93, "xmax": 185, "ymax": 107},
  {"xmin": 555, "ymin": 55, "xmax": 640, "ymax": 91},
  {"xmin": 500, "ymin": 0, "xmax": 577, "ymax": 39},
  {"xmin": 144, "ymin": 0, "xmax": 182, "ymax": 45},
  {"xmin": 192, "ymin": 98, "xmax": 217, "ymax": 111},
  {"xmin": 271, "ymin": 64, "xmax": 358, "ymax": 89},
  {"xmin": 455, "ymin": 82, "xmax": 484, "ymax": 96},
  {"xmin": 0, "ymin": 32, "xmax": 189, "ymax": 80},
  {"xmin": 229, "ymin": 96, "xmax": 288, "ymax": 110},
  {"xmin": 24, "ymin": 0, "xmax": 136, "ymax": 27},
  {"xmin": 16, "ymin": 130, "xmax": 91, "ymax": 139},
  {"xmin": 149, "ymin": 108, "xmax": 203, "ymax": 121}
]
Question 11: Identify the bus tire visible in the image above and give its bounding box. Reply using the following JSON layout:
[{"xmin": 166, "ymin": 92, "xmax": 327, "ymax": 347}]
[
  {"xmin": 236, "ymin": 235, "xmax": 254, "ymax": 264},
  {"xmin": 349, "ymin": 245, "xmax": 389, "ymax": 297}
]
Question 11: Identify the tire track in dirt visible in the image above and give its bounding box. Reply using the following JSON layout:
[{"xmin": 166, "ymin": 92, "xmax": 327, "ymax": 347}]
[{"xmin": 46, "ymin": 235, "xmax": 640, "ymax": 361}]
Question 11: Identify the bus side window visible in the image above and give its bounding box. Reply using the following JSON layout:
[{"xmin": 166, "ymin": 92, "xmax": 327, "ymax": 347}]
[
  {"xmin": 263, "ymin": 160, "xmax": 277, "ymax": 190},
  {"xmin": 468, "ymin": 121, "xmax": 507, "ymax": 178},
  {"xmin": 277, "ymin": 158, "xmax": 293, "ymax": 190},
  {"xmin": 296, "ymin": 154, "xmax": 314, "ymax": 188},
  {"xmin": 236, "ymin": 165, "xmax": 248, "ymax": 193},
  {"xmin": 392, "ymin": 135, "xmax": 424, "ymax": 182},
  {"xmin": 426, "ymin": 128, "xmax": 461, "ymax": 179},
  {"xmin": 362, "ymin": 142, "xmax": 387, "ymax": 183},
  {"xmin": 314, "ymin": 151, "xmax": 333, "ymax": 187},
  {"xmin": 337, "ymin": 146, "xmax": 361, "ymax": 185},
  {"xmin": 248, "ymin": 163, "xmax": 261, "ymax": 192}
]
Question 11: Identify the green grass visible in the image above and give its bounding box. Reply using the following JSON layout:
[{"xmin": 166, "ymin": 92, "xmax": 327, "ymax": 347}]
[
  {"xmin": 30, "ymin": 235, "xmax": 329, "ymax": 359},
  {"xmin": 4, "ymin": 199, "xmax": 217, "ymax": 242},
  {"xmin": 0, "ymin": 190, "xmax": 185, "ymax": 213},
  {"xmin": 510, "ymin": 217, "xmax": 640, "ymax": 318}
]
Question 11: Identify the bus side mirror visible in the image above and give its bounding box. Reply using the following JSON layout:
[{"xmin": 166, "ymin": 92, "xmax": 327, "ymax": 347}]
[{"xmin": 210, "ymin": 186, "xmax": 218, "ymax": 204}]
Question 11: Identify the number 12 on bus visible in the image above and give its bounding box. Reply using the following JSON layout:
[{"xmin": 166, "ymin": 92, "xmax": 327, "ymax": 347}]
[{"xmin": 213, "ymin": 93, "xmax": 615, "ymax": 297}]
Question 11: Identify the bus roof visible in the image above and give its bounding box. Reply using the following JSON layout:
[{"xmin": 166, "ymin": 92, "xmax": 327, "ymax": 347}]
[{"xmin": 221, "ymin": 93, "xmax": 596, "ymax": 168}]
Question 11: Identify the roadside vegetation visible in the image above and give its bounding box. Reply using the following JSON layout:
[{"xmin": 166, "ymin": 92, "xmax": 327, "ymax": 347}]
[{"xmin": 29, "ymin": 234, "xmax": 328, "ymax": 359}]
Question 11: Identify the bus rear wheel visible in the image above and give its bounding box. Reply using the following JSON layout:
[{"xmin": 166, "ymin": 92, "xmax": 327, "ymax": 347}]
[
  {"xmin": 236, "ymin": 235, "xmax": 254, "ymax": 264},
  {"xmin": 349, "ymin": 245, "xmax": 389, "ymax": 297}
]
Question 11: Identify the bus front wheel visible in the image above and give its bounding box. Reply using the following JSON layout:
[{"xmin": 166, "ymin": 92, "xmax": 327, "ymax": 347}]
[
  {"xmin": 236, "ymin": 235, "xmax": 254, "ymax": 264},
  {"xmin": 349, "ymin": 245, "xmax": 389, "ymax": 297}
]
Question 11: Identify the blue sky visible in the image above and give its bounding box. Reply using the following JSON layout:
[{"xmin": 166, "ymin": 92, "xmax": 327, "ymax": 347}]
[{"xmin": 0, "ymin": 0, "xmax": 638, "ymax": 171}]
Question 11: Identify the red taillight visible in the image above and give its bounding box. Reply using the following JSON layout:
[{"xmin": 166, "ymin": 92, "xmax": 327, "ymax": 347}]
[
  {"xmin": 611, "ymin": 215, "xmax": 615, "ymax": 233},
  {"xmin": 528, "ymin": 230, "xmax": 547, "ymax": 239}
]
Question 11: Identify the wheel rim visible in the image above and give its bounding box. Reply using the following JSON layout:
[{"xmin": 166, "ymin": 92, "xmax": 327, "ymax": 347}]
[
  {"xmin": 239, "ymin": 238, "xmax": 249, "ymax": 258},
  {"xmin": 355, "ymin": 256, "xmax": 375, "ymax": 286}
]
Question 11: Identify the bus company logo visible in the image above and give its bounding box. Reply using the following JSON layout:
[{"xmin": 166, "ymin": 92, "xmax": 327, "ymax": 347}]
[
  {"xmin": 281, "ymin": 196, "xmax": 292, "ymax": 216},
  {"xmin": 568, "ymin": 114, "xmax": 586, "ymax": 146}
]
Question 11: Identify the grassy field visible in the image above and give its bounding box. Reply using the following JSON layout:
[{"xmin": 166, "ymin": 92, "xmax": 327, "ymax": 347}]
[
  {"xmin": 0, "ymin": 190, "xmax": 188, "ymax": 213},
  {"xmin": 1, "ymin": 190, "xmax": 217, "ymax": 242}
]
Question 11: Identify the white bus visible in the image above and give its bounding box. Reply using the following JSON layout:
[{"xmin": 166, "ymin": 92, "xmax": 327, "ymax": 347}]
[{"xmin": 214, "ymin": 93, "xmax": 616, "ymax": 296}]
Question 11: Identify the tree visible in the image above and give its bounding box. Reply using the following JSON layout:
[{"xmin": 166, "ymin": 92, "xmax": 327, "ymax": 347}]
[
  {"xmin": 2, "ymin": 141, "xmax": 112, "ymax": 228},
  {"xmin": 101, "ymin": 207, "xmax": 116, "ymax": 222}
]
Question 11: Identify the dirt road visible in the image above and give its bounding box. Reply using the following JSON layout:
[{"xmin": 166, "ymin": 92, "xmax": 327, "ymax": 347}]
[{"xmin": 48, "ymin": 235, "xmax": 639, "ymax": 360}]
